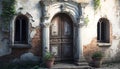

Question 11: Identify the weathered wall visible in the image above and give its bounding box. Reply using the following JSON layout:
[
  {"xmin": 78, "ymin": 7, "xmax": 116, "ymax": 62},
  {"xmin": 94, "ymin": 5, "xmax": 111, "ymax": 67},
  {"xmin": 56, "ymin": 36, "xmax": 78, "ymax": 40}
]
[
  {"xmin": 0, "ymin": 0, "xmax": 120, "ymax": 63},
  {"xmin": 0, "ymin": 0, "xmax": 42, "ymax": 62},
  {"xmin": 15, "ymin": 0, "xmax": 41, "ymax": 27},
  {"xmin": 83, "ymin": 0, "xmax": 120, "ymax": 63},
  {"xmin": 13, "ymin": 0, "xmax": 42, "ymax": 58},
  {"xmin": 0, "ymin": 0, "xmax": 11, "ymax": 57}
]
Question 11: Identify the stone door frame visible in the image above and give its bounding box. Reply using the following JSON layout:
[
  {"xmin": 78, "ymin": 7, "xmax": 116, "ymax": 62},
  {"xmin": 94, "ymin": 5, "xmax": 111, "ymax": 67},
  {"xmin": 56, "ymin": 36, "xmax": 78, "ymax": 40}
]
[{"xmin": 41, "ymin": 2, "xmax": 85, "ymax": 64}]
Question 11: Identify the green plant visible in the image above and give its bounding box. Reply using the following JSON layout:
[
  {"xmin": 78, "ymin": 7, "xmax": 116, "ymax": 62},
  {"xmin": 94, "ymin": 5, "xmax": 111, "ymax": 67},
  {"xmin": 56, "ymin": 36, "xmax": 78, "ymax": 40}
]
[
  {"xmin": 44, "ymin": 52, "xmax": 55, "ymax": 61},
  {"xmin": 84, "ymin": 15, "xmax": 89, "ymax": 25},
  {"xmin": 44, "ymin": 52, "xmax": 55, "ymax": 68},
  {"xmin": 1, "ymin": 0, "xmax": 16, "ymax": 30},
  {"xmin": 92, "ymin": 51, "xmax": 103, "ymax": 59},
  {"xmin": 94, "ymin": 0, "xmax": 101, "ymax": 10},
  {"xmin": 91, "ymin": 51, "xmax": 104, "ymax": 68}
]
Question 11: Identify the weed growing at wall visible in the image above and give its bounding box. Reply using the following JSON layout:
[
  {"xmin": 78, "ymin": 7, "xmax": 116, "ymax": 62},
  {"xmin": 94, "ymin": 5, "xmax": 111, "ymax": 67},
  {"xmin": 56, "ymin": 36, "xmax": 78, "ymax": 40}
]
[
  {"xmin": 94, "ymin": 0, "xmax": 101, "ymax": 10},
  {"xmin": 84, "ymin": 15, "xmax": 89, "ymax": 26},
  {"xmin": 1, "ymin": 0, "xmax": 16, "ymax": 30}
]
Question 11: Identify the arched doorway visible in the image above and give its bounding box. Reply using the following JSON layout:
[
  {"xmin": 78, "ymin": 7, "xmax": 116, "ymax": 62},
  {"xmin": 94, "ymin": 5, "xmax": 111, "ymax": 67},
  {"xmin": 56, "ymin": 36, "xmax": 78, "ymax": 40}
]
[{"xmin": 50, "ymin": 13, "xmax": 73, "ymax": 61}]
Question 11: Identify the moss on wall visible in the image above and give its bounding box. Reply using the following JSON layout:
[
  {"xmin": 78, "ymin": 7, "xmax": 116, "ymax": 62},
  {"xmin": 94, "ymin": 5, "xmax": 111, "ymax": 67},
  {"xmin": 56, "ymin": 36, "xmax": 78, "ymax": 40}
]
[
  {"xmin": 84, "ymin": 15, "xmax": 89, "ymax": 26},
  {"xmin": 94, "ymin": 0, "xmax": 101, "ymax": 10},
  {"xmin": 1, "ymin": 0, "xmax": 16, "ymax": 30}
]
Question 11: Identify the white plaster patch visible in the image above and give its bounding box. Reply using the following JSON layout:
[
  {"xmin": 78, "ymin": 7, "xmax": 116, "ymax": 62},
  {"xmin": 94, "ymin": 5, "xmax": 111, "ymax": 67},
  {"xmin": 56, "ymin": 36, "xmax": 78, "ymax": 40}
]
[
  {"xmin": 31, "ymin": 20, "xmax": 39, "ymax": 28},
  {"xmin": 30, "ymin": 30, "xmax": 36, "ymax": 38}
]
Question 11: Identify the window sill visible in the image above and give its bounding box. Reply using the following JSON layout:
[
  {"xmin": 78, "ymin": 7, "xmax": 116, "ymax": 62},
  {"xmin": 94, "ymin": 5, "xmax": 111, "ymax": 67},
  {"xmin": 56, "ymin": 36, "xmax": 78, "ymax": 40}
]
[
  {"xmin": 97, "ymin": 43, "xmax": 111, "ymax": 47},
  {"xmin": 9, "ymin": 44, "xmax": 31, "ymax": 48}
]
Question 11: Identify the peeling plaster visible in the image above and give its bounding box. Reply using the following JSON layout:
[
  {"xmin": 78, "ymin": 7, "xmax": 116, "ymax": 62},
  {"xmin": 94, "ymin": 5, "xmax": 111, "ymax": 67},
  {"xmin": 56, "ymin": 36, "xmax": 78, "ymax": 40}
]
[
  {"xmin": 83, "ymin": 38, "xmax": 100, "ymax": 62},
  {"xmin": 16, "ymin": 0, "xmax": 41, "ymax": 28},
  {"xmin": 82, "ymin": 0, "xmax": 120, "ymax": 63},
  {"xmin": 30, "ymin": 30, "xmax": 37, "ymax": 39},
  {"xmin": 0, "ymin": 0, "xmax": 120, "ymax": 62},
  {"xmin": 31, "ymin": 20, "xmax": 40, "ymax": 28}
]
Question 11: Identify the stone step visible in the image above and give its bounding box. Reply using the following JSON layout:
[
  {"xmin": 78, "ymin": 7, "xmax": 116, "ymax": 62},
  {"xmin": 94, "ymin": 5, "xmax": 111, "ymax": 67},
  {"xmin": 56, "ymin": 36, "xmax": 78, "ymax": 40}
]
[
  {"xmin": 75, "ymin": 62, "xmax": 89, "ymax": 66},
  {"xmin": 52, "ymin": 63, "xmax": 91, "ymax": 69}
]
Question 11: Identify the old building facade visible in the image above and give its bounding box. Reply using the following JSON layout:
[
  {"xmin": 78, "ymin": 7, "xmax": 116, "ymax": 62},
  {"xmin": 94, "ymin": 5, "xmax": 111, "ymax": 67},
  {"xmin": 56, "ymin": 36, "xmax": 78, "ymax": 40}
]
[{"xmin": 0, "ymin": 0, "xmax": 120, "ymax": 64}]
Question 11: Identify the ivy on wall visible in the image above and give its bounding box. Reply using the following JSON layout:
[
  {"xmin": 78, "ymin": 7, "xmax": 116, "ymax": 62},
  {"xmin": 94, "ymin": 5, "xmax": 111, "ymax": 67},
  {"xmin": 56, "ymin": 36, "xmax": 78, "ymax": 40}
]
[
  {"xmin": 1, "ymin": 0, "xmax": 16, "ymax": 31},
  {"xmin": 94, "ymin": 0, "xmax": 101, "ymax": 10},
  {"xmin": 84, "ymin": 15, "xmax": 89, "ymax": 26}
]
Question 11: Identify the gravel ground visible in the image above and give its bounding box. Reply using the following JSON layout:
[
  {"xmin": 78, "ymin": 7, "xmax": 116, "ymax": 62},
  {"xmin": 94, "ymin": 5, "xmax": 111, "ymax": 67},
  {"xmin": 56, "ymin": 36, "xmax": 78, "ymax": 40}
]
[{"xmin": 93, "ymin": 63, "xmax": 120, "ymax": 69}]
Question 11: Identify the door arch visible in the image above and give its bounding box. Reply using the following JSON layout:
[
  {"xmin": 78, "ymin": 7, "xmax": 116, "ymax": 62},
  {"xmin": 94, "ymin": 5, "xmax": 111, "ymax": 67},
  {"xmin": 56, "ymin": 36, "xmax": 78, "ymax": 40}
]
[{"xmin": 50, "ymin": 13, "xmax": 73, "ymax": 61}]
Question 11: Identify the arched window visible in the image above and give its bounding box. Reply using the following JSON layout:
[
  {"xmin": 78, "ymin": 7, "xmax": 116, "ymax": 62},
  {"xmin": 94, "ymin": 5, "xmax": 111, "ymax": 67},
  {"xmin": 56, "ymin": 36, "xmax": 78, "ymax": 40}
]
[
  {"xmin": 97, "ymin": 18, "xmax": 110, "ymax": 43},
  {"xmin": 14, "ymin": 15, "xmax": 28, "ymax": 44}
]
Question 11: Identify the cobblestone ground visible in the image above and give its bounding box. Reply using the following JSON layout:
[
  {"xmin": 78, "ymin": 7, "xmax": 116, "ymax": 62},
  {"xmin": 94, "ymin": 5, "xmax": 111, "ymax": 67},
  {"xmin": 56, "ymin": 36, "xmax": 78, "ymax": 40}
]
[{"xmin": 93, "ymin": 63, "xmax": 120, "ymax": 69}]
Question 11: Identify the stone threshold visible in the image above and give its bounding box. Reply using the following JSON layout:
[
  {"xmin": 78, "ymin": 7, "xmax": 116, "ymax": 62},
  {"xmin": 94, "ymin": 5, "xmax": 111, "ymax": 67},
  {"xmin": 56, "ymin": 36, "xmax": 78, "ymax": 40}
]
[{"xmin": 51, "ymin": 63, "xmax": 91, "ymax": 69}]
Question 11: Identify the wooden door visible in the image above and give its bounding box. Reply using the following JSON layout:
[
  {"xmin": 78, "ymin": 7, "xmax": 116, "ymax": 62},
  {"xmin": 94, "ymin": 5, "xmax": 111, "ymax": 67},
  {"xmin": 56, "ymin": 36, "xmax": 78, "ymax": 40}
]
[{"xmin": 50, "ymin": 13, "xmax": 73, "ymax": 61}]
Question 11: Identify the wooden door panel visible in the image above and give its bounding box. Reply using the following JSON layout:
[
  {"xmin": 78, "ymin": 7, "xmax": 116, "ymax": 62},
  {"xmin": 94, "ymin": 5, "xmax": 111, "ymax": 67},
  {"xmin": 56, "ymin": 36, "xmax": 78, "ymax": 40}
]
[
  {"xmin": 51, "ymin": 19, "xmax": 59, "ymax": 36},
  {"xmin": 61, "ymin": 18, "xmax": 73, "ymax": 38},
  {"xmin": 63, "ymin": 21, "xmax": 72, "ymax": 36},
  {"xmin": 61, "ymin": 38, "xmax": 73, "ymax": 43},
  {"xmin": 61, "ymin": 43, "xmax": 73, "ymax": 60},
  {"xmin": 50, "ymin": 16, "xmax": 61, "ymax": 38},
  {"xmin": 50, "ymin": 38, "xmax": 61, "ymax": 44},
  {"xmin": 50, "ymin": 44, "xmax": 61, "ymax": 61}
]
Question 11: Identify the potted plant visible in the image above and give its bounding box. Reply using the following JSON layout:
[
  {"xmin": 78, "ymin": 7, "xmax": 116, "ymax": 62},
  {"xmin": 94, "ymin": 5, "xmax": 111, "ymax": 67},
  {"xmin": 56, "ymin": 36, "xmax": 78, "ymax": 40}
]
[
  {"xmin": 44, "ymin": 52, "xmax": 55, "ymax": 68},
  {"xmin": 91, "ymin": 51, "xmax": 103, "ymax": 68}
]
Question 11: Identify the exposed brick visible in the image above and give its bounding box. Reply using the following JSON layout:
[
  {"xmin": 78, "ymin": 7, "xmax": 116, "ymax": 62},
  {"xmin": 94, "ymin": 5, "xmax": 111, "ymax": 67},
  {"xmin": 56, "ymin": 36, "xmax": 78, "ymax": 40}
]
[
  {"xmin": 30, "ymin": 28, "xmax": 42, "ymax": 56},
  {"xmin": 83, "ymin": 38, "xmax": 100, "ymax": 62}
]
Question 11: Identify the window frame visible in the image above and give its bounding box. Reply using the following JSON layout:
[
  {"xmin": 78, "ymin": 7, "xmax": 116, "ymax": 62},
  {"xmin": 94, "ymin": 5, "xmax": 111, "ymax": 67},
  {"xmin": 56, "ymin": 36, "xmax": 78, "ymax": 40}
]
[
  {"xmin": 10, "ymin": 14, "xmax": 31, "ymax": 48},
  {"xmin": 97, "ymin": 18, "xmax": 111, "ymax": 46},
  {"xmin": 14, "ymin": 15, "xmax": 28, "ymax": 44}
]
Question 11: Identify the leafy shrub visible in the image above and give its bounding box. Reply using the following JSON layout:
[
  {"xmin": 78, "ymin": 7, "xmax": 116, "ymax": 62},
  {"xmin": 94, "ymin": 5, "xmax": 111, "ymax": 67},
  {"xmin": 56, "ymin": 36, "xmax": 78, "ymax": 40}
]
[
  {"xmin": 44, "ymin": 52, "xmax": 55, "ymax": 61},
  {"xmin": 92, "ymin": 51, "xmax": 103, "ymax": 59}
]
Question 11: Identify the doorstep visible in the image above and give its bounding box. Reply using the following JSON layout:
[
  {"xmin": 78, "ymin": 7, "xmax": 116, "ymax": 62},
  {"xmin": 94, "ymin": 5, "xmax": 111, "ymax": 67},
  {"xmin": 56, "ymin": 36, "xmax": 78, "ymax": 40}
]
[{"xmin": 51, "ymin": 63, "xmax": 91, "ymax": 69}]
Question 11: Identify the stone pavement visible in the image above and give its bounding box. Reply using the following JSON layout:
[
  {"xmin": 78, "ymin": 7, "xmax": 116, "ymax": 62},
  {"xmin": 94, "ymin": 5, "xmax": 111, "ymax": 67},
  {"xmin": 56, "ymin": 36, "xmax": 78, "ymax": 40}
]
[
  {"xmin": 51, "ymin": 63, "xmax": 120, "ymax": 69},
  {"xmin": 93, "ymin": 63, "xmax": 120, "ymax": 69}
]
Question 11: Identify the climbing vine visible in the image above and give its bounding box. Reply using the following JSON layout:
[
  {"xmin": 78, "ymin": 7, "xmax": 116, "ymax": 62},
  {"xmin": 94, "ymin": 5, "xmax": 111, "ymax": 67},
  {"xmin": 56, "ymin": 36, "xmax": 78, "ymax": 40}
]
[
  {"xmin": 84, "ymin": 15, "xmax": 89, "ymax": 26},
  {"xmin": 1, "ymin": 0, "xmax": 16, "ymax": 30},
  {"xmin": 94, "ymin": 0, "xmax": 101, "ymax": 10}
]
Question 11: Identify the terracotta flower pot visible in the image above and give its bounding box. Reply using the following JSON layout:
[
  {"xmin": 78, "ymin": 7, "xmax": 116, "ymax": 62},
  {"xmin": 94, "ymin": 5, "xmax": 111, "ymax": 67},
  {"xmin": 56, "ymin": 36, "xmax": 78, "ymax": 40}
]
[
  {"xmin": 92, "ymin": 57, "xmax": 102, "ymax": 68},
  {"xmin": 45, "ymin": 58, "xmax": 55, "ymax": 68}
]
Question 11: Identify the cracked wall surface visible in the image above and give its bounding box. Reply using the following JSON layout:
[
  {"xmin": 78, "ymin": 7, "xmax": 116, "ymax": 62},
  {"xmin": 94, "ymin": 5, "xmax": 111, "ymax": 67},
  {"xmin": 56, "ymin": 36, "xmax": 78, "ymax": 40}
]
[
  {"xmin": 0, "ymin": 0, "xmax": 120, "ymax": 62},
  {"xmin": 82, "ymin": 0, "xmax": 120, "ymax": 63},
  {"xmin": 0, "ymin": 0, "xmax": 42, "ymax": 62}
]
